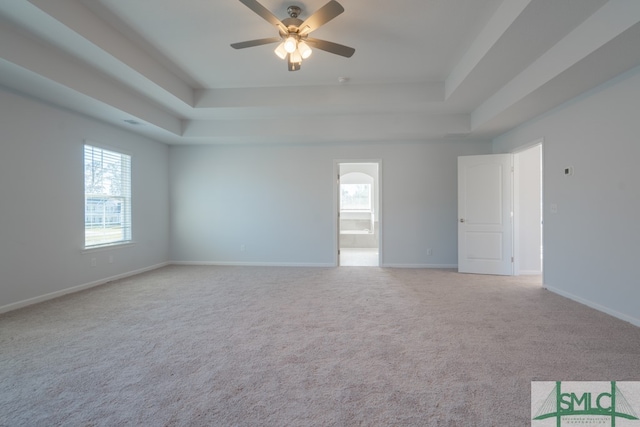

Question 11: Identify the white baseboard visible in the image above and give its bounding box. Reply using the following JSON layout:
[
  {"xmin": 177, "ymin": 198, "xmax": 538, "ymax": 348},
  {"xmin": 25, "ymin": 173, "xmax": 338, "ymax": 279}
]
[
  {"xmin": 172, "ymin": 261, "xmax": 459, "ymax": 269},
  {"xmin": 545, "ymin": 285, "xmax": 640, "ymax": 328},
  {"xmin": 518, "ymin": 270, "xmax": 542, "ymax": 275},
  {"xmin": 0, "ymin": 262, "xmax": 170, "ymax": 315},
  {"xmin": 171, "ymin": 261, "xmax": 335, "ymax": 267},
  {"xmin": 381, "ymin": 263, "xmax": 458, "ymax": 269}
]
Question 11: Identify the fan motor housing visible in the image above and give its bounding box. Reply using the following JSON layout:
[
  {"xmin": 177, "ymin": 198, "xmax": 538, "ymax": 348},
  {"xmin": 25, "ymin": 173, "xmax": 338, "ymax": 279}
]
[
  {"xmin": 281, "ymin": 17, "xmax": 303, "ymax": 33},
  {"xmin": 282, "ymin": 5, "xmax": 303, "ymax": 32},
  {"xmin": 287, "ymin": 6, "xmax": 301, "ymax": 18}
]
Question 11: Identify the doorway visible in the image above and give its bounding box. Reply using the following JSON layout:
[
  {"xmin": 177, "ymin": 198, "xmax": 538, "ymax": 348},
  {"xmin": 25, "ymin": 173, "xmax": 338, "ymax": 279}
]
[
  {"xmin": 336, "ymin": 162, "xmax": 381, "ymax": 266},
  {"xmin": 514, "ymin": 143, "xmax": 543, "ymax": 276},
  {"xmin": 457, "ymin": 142, "xmax": 543, "ymax": 276}
]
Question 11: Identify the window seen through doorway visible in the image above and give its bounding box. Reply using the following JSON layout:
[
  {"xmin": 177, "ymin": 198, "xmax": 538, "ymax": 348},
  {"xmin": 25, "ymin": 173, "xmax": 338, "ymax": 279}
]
[{"xmin": 340, "ymin": 184, "xmax": 371, "ymax": 210}]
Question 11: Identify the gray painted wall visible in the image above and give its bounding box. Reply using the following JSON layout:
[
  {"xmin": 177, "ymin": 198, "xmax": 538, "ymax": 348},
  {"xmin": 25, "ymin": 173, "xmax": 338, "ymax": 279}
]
[
  {"xmin": 0, "ymin": 89, "xmax": 170, "ymax": 311},
  {"xmin": 493, "ymin": 65, "xmax": 640, "ymax": 326},
  {"xmin": 169, "ymin": 141, "xmax": 492, "ymax": 267}
]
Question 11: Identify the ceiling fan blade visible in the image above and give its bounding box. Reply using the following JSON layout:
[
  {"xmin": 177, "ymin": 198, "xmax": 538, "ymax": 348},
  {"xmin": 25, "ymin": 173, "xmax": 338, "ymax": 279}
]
[
  {"xmin": 231, "ymin": 37, "xmax": 281, "ymax": 49},
  {"xmin": 238, "ymin": 0, "xmax": 287, "ymax": 33},
  {"xmin": 298, "ymin": 0, "xmax": 344, "ymax": 36},
  {"xmin": 305, "ymin": 37, "xmax": 355, "ymax": 58}
]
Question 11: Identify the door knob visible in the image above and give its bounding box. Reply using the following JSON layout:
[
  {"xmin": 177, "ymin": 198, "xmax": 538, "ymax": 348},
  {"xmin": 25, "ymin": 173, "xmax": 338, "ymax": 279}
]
[{"xmin": 460, "ymin": 218, "xmax": 465, "ymax": 223}]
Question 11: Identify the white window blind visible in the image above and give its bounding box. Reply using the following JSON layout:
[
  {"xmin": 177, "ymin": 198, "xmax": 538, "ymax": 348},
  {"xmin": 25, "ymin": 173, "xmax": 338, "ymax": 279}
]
[{"xmin": 84, "ymin": 144, "xmax": 131, "ymax": 248}]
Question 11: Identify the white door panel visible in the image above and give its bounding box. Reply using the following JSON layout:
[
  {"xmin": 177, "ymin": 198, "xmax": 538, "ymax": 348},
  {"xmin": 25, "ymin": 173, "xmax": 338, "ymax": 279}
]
[
  {"xmin": 458, "ymin": 154, "xmax": 513, "ymax": 275},
  {"xmin": 466, "ymin": 232, "xmax": 503, "ymax": 260}
]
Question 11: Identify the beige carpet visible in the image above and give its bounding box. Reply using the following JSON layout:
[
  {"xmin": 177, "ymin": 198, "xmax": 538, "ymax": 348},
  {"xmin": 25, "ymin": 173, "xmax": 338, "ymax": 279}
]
[{"xmin": 1, "ymin": 266, "xmax": 639, "ymax": 426}]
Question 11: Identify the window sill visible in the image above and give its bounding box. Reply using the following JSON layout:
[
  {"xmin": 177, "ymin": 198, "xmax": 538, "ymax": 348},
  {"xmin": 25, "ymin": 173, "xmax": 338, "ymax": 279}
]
[{"xmin": 82, "ymin": 241, "xmax": 136, "ymax": 254}]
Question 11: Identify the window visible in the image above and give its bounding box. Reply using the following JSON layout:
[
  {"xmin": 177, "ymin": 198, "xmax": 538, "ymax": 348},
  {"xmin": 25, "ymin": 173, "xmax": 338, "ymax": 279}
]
[
  {"xmin": 340, "ymin": 183, "xmax": 371, "ymax": 210},
  {"xmin": 84, "ymin": 144, "xmax": 131, "ymax": 248}
]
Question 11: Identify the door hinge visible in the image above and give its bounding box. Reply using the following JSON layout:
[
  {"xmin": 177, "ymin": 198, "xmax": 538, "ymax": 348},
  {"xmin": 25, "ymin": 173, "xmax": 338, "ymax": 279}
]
[{"xmin": 511, "ymin": 256, "xmax": 514, "ymax": 263}]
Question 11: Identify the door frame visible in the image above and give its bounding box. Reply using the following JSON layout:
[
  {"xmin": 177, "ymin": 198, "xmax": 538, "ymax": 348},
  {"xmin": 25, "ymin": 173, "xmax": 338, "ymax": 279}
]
[{"xmin": 333, "ymin": 160, "xmax": 383, "ymax": 267}]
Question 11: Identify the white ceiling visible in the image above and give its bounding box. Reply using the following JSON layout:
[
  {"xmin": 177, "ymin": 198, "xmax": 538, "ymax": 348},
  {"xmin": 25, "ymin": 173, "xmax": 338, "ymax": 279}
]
[{"xmin": 1, "ymin": 0, "xmax": 639, "ymax": 145}]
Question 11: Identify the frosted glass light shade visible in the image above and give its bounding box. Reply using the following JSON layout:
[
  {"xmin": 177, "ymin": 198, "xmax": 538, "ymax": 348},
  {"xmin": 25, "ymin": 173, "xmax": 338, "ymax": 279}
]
[
  {"xmin": 297, "ymin": 41, "xmax": 312, "ymax": 59},
  {"xmin": 290, "ymin": 50, "xmax": 302, "ymax": 63},
  {"xmin": 274, "ymin": 42, "xmax": 287, "ymax": 59},
  {"xmin": 284, "ymin": 36, "xmax": 297, "ymax": 53}
]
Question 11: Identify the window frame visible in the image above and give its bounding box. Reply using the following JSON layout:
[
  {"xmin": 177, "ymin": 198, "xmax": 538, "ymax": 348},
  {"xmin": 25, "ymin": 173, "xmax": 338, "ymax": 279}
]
[{"xmin": 83, "ymin": 142, "xmax": 133, "ymax": 250}]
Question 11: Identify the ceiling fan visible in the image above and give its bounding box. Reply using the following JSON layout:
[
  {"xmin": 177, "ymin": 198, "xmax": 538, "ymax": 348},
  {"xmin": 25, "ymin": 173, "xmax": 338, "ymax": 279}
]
[{"xmin": 231, "ymin": 0, "xmax": 355, "ymax": 71}]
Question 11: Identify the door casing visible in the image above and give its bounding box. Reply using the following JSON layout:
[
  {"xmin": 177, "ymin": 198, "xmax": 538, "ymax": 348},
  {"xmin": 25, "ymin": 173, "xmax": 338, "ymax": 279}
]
[{"xmin": 333, "ymin": 160, "xmax": 382, "ymax": 267}]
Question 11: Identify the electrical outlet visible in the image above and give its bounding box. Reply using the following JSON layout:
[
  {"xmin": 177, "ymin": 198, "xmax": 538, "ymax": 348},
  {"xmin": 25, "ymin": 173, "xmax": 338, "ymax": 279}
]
[
  {"xmin": 91, "ymin": 257, "xmax": 97, "ymax": 267},
  {"xmin": 108, "ymin": 255, "xmax": 114, "ymax": 264},
  {"xmin": 240, "ymin": 244, "xmax": 245, "ymax": 252},
  {"xmin": 427, "ymin": 248, "xmax": 433, "ymax": 256}
]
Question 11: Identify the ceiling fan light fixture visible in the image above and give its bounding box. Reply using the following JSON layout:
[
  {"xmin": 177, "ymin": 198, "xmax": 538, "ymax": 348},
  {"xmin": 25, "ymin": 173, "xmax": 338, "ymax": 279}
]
[
  {"xmin": 274, "ymin": 42, "xmax": 287, "ymax": 59},
  {"xmin": 290, "ymin": 49, "xmax": 302, "ymax": 63},
  {"xmin": 288, "ymin": 56, "xmax": 302, "ymax": 71},
  {"xmin": 298, "ymin": 41, "xmax": 312, "ymax": 59},
  {"xmin": 231, "ymin": 0, "xmax": 355, "ymax": 71},
  {"xmin": 284, "ymin": 36, "xmax": 297, "ymax": 53}
]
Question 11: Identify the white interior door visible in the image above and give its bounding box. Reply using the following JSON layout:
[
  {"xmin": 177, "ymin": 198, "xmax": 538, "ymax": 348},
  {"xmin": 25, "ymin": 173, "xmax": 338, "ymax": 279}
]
[{"xmin": 458, "ymin": 154, "xmax": 513, "ymax": 275}]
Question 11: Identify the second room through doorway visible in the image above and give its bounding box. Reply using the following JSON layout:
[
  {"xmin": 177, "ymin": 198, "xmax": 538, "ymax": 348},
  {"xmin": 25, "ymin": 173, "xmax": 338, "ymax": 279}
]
[{"xmin": 338, "ymin": 162, "xmax": 380, "ymax": 266}]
